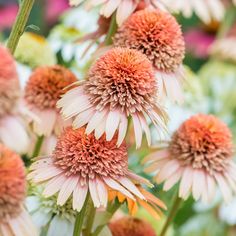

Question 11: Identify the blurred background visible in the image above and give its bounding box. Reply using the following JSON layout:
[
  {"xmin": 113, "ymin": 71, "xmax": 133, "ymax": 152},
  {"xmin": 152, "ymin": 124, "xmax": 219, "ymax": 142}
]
[{"xmin": 1, "ymin": 0, "xmax": 236, "ymax": 235}]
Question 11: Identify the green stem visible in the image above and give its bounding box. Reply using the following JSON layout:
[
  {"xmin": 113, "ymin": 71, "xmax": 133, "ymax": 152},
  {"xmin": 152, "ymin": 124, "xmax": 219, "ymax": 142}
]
[
  {"xmin": 217, "ymin": 5, "xmax": 236, "ymax": 39},
  {"xmin": 84, "ymin": 197, "xmax": 96, "ymax": 236},
  {"xmin": 73, "ymin": 194, "xmax": 89, "ymax": 236},
  {"xmin": 32, "ymin": 135, "xmax": 44, "ymax": 158},
  {"xmin": 7, "ymin": 0, "xmax": 35, "ymax": 54},
  {"xmin": 160, "ymin": 194, "xmax": 182, "ymax": 236},
  {"xmin": 92, "ymin": 201, "xmax": 121, "ymax": 236},
  {"xmin": 104, "ymin": 13, "xmax": 118, "ymax": 46}
]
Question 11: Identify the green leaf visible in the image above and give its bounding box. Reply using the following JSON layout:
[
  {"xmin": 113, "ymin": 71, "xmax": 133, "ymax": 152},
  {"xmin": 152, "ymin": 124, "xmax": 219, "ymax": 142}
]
[
  {"xmin": 26, "ymin": 24, "xmax": 40, "ymax": 32},
  {"xmin": 98, "ymin": 226, "xmax": 112, "ymax": 236}
]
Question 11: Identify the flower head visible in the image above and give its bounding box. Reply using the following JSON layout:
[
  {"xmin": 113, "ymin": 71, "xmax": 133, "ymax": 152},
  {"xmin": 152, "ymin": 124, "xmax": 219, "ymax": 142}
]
[
  {"xmin": 0, "ymin": 45, "xmax": 30, "ymax": 154},
  {"xmin": 29, "ymin": 127, "xmax": 151, "ymax": 211},
  {"xmin": 109, "ymin": 217, "xmax": 156, "ymax": 236},
  {"xmin": 144, "ymin": 114, "xmax": 236, "ymax": 202},
  {"xmin": 0, "ymin": 144, "xmax": 37, "ymax": 236},
  {"xmin": 0, "ymin": 144, "xmax": 26, "ymax": 219},
  {"xmin": 114, "ymin": 9, "xmax": 185, "ymax": 74},
  {"xmin": 114, "ymin": 9, "xmax": 185, "ymax": 103},
  {"xmin": 0, "ymin": 45, "xmax": 20, "ymax": 117},
  {"xmin": 58, "ymin": 48, "xmax": 167, "ymax": 148},
  {"xmin": 24, "ymin": 65, "xmax": 77, "ymax": 136}
]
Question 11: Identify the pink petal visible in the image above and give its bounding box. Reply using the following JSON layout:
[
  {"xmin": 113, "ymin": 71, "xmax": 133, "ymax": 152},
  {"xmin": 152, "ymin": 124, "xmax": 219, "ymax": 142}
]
[
  {"xmin": 117, "ymin": 113, "xmax": 128, "ymax": 146},
  {"xmin": 73, "ymin": 182, "xmax": 88, "ymax": 211},
  {"xmin": 89, "ymin": 179, "xmax": 101, "ymax": 208},
  {"xmin": 132, "ymin": 113, "xmax": 143, "ymax": 149},
  {"xmin": 73, "ymin": 107, "xmax": 95, "ymax": 128},
  {"xmin": 215, "ymin": 173, "xmax": 232, "ymax": 203},
  {"xmin": 96, "ymin": 177, "xmax": 108, "ymax": 207},
  {"xmin": 105, "ymin": 109, "xmax": 120, "ymax": 141},
  {"xmin": 137, "ymin": 113, "xmax": 151, "ymax": 146},
  {"xmin": 118, "ymin": 177, "xmax": 145, "ymax": 200},
  {"xmin": 156, "ymin": 160, "xmax": 180, "ymax": 183},
  {"xmin": 178, "ymin": 167, "xmax": 193, "ymax": 200},
  {"xmin": 86, "ymin": 109, "xmax": 108, "ymax": 135},
  {"xmin": 43, "ymin": 174, "xmax": 67, "ymax": 197},
  {"xmin": 57, "ymin": 176, "xmax": 79, "ymax": 206},
  {"xmin": 103, "ymin": 177, "xmax": 135, "ymax": 200}
]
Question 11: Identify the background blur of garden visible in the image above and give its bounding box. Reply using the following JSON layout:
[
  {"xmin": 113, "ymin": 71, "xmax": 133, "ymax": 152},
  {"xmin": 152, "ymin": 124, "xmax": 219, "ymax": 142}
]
[{"xmin": 1, "ymin": 1, "xmax": 236, "ymax": 235}]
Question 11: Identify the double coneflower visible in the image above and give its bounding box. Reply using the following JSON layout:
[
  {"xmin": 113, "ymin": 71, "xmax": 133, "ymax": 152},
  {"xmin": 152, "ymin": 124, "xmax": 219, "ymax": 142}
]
[
  {"xmin": 0, "ymin": 45, "xmax": 30, "ymax": 154},
  {"xmin": 114, "ymin": 9, "xmax": 185, "ymax": 103},
  {"xmin": 58, "ymin": 48, "xmax": 167, "ymax": 148},
  {"xmin": 0, "ymin": 144, "xmax": 37, "ymax": 236},
  {"xmin": 144, "ymin": 114, "xmax": 236, "ymax": 203},
  {"xmin": 28, "ymin": 126, "xmax": 164, "ymax": 212},
  {"xmin": 24, "ymin": 65, "xmax": 77, "ymax": 137}
]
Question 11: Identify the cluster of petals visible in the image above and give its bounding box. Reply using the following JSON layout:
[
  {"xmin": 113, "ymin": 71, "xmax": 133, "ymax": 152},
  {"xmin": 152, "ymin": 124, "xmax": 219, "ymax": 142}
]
[
  {"xmin": 0, "ymin": 45, "xmax": 30, "ymax": 154},
  {"xmin": 144, "ymin": 114, "xmax": 236, "ymax": 203},
  {"xmin": 109, "ymin": 185, "xmax": 166, "ymax": 220},
  {"xmin": 0, "ymin": 144, "xmax": 37, "ymax": 236},
  {"xmin": 163, "ymin": 0, "xmax": 225, "ymax": 23},
  {"xmin": 24, "ymin": 65, "xmax": 77, "ymax": 136},
  {"xmin": 69, "ymin": 0, "xmax": 164, "ymax": 26},
  {"xmin": 28, "ymin": 127, "xmax": 153, "ymax": 211},
  {"xmin": 114, "ymin": 9, "xmax": 185, "ymax": 103}
]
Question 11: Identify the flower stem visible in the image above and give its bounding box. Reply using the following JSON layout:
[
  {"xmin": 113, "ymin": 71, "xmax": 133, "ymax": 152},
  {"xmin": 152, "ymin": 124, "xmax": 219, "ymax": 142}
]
[
  {"xmin": 160, "ymin": 194, "xmax": 182, "ymax": 236},
  {"xmin": 84, "ymin": 197, "xmax": 96, "ymax": 236},
  {"xmin": 73, "ymin": 194, "xmax": 89, "ymax": 236},
  {"xmin": 104, "ymin": 13, "xmax": 118, "ymax": 46},
  {"xmin": 217, "ymin": 5, "xmax": 236, "ymax": 39},
  {"xmin": 92, "ymin": 200, "xmax": 121, "ymax": 236},
  {"xmin": 7, "ymin": 0, "xmax": 35, "ymax": 54},
  {"xmin": 32, "ymin": 135, "xmax": 44, "ymax": 158}
]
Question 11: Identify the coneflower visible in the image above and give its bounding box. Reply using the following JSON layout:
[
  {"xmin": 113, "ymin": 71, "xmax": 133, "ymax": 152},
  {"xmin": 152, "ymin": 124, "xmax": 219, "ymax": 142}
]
[
  {"xmin": 24, "ymin": 65, "xmax": 77, "ymax": 136},
  {"xmin": 58, "ymin": 48, "xmax": 167, "ymax": 148},
  {"xmin": 0, "ymin": 144, "xmax": 37, "ymax": 236},
  {"xmin": 0, "ymin": 45, "xmax": 30, "ymax": 154},
  {"xmin": 109, "ymin": 217, "xmax": 156, "ymax": 236},
  {"xmin": 144, "ymin": 114, "xmax": 236, "ymax": 203},
  {"xmin": 114, "ymin": 9, "xmax": 185, "ymax": 103},
  {"xmin": 28, "ymin": 127, "xmax": 152, "ymax": 211}
]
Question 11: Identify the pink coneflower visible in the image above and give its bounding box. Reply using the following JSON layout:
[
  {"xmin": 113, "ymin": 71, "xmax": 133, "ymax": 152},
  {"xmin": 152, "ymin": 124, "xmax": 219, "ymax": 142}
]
[
  {"xmin": 28, "ymin": 127, "xmax": 152, "ymax": 210},
  {"xmin": 109, "ymin": 217, "xmax": 156, "ymax": 236},
  {"xmin": 0, "ymin": 45, "xmax": 30, "ymax": 154},
  {"xmin": 144, "ymin": 114, "xmax": 236, "ymax": 203},
  {"xmin": 58, "ymin": 48, "xmax": 167, "ymax": 148},
  {"xmin": 69, "ymin": 0, "xmax": 164, "ymax": 26},
  {"xmin": 0, "ymin": 144, "xmax": 37, "ymax": 236},
  {"xmin": 24, "ymin": 65, "xmax": 77, "ymax": 136},
  {"xmin": 114, "ymin": 9, "xmax": 185, "ymax": 103}
]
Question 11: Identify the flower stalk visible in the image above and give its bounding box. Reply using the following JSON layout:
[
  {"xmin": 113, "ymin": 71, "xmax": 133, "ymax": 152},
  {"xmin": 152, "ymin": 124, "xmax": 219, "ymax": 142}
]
[
  {"xmin": 73, "ymin": 194, "xmax": 90, "ymax": 236},
  {"xmin": 7, "ymin": 0, "xmax": 35, "ymax": 54},
  {"xmin": 104, "ymin": 14, "xmax": 118, "ymax": 46},
  {"xmin": 32, "ymin": 135, "xmax": 44, "ymax": 158},
  {"xmin": 160, "ymin": 194, "xmax": 182, "ymax": 236}
]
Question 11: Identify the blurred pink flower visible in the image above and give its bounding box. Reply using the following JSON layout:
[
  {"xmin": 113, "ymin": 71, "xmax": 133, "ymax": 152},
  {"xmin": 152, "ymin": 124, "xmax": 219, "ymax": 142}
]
[
  {"xmin": 184, "ymin": 29, "xmax": 215, "ymax": 59},
  {"xmin": 0, "ymin": 4, "xmax": 18, "ymax": 30},
  {"xmin": 46, "ymin": 0, "xmax": 69, "ymax": 24}
]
